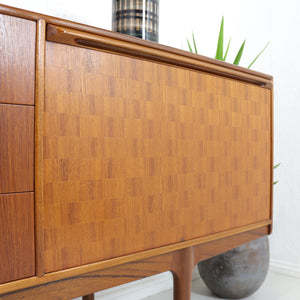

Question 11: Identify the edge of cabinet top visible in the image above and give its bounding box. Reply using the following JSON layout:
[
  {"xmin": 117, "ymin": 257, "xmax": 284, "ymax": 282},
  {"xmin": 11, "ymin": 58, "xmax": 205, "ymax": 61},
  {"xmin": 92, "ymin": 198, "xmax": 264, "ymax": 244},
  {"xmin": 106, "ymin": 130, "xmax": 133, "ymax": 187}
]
[{"xmin": 0, "ymin": 4, "xmax": 273, "ymax": 89}]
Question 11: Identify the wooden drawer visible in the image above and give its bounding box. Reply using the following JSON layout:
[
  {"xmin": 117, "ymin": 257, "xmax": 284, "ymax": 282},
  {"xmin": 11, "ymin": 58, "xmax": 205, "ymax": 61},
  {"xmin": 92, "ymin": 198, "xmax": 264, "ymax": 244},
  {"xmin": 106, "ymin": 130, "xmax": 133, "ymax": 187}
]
[
  {"xmin": 0, "ymin": 193, "xmax": 35, "ymax": 283},
  {"xmin": 0, "ymin": 104, "xmax": 34, "ymax": 193},
  {"xmin": 43, "ymin": 41, "xmax": 272, "ymax": 272},
  {"xmin": 0, "ymin": 14, "xmax": 35, "ymax": 105}
]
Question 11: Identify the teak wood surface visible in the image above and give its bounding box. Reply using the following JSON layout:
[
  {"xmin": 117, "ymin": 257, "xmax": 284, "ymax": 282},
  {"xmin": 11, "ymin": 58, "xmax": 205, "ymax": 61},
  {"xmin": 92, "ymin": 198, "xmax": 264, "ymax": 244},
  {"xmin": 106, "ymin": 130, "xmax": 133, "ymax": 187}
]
[
  {"xmin": 1, "ymin": 228, "xmax": 268, "ymax": 300},
  {"xmin": 0, "ymin": 4, "xmax": 273, "ymax": 300},
  {"xmin": 0, "ymin": 193, "xmax": 35, "ymax": 284},
  {"xmin": 44, "ymin": 41, "xmax": 271, "ymax": 273},
  {"xmin": 0, "ymin": 105, "xmax": 34, "ymax": 194},
  {"xmin": 0, "ymin": 14, "xmax": 36, "ymax": 105}
]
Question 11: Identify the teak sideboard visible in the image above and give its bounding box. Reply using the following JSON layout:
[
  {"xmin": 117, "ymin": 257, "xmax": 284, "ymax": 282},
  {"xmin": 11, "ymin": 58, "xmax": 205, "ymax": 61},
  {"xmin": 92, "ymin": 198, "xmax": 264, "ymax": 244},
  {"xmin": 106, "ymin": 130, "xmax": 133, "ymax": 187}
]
[{"xmin": 0, "ymin": 5, "xmax": 273, "ymax": 300}]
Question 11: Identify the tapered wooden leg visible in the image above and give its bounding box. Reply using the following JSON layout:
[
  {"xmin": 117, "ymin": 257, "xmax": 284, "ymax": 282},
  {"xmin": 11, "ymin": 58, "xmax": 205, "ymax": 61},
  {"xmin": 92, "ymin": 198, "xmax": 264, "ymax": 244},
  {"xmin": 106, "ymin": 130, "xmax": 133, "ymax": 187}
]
[
  {"xmin": 171, "ymin": 247, "xmax": 194, "ymax": 300},
  {"xmin": 82, "ymin": 294, "xmax": 94, "ymax": 300}
]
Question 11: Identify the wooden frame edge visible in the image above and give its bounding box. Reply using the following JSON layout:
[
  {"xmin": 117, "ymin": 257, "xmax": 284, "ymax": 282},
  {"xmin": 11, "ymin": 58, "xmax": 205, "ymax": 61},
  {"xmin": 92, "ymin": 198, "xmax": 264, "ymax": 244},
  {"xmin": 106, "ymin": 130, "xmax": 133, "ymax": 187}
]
[
  {"xmin": 34, "ymin": 18, "xmax": 46, "ymax": 278},
  {"xmin": 0, "ymin": 226, "xmax": 269, "ymax": 299},
  {"xmin": 269, "ymin": 87, "xmax": 274, "ymax": 234},
  {"xmin": 46, "ymin": 24, "xmax": 273, "ymax": 89},
  {"xmin": 0, "ymin": 220, "xmax": 271, "ymax": 295},
  {"xmin": 0, "ymin": 4, "xmax": 272, "ymax": 88}
]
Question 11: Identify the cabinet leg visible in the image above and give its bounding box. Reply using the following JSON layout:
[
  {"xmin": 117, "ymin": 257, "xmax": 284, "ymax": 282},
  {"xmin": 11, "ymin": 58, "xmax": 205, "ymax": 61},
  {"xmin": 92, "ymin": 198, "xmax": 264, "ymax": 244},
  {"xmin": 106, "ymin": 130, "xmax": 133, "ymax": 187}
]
[
  {"xmin": 82, "ymin": 294, "xmax": 94, "ymax": 300},
  {"xmin": 171, "ymin": 247, "xmax": 194, "ymax": 300}
]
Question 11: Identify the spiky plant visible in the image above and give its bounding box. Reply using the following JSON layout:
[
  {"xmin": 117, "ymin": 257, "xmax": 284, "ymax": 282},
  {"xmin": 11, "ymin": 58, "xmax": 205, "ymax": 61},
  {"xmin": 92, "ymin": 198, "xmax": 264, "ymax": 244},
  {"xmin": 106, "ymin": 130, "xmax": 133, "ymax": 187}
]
[{"xmin": 187, "ymin": 16, "xmax": 269, "ymax": 68}]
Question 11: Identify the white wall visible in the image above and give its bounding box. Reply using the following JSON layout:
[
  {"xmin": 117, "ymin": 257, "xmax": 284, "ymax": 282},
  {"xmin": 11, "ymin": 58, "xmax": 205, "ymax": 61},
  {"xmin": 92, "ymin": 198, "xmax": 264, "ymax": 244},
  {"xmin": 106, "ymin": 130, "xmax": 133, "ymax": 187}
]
[
  {"xmin": 2, "ymin": 0, "xmax": 300, "ymax": 291},
  {"xmin": 160, "ymin": 0, "xmax": 272, "ymax": 73},
  {"xmin": 269, "ymin": 0, "xmax": 300, "ymax": 274}
]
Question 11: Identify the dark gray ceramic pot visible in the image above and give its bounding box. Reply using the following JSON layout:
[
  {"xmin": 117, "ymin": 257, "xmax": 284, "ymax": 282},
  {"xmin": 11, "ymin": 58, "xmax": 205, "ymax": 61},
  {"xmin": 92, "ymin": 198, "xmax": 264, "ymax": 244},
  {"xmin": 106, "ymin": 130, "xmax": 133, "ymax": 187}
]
[{"xmin": 198, "ymin": 236, "xmax": 269, "ymax": 299}]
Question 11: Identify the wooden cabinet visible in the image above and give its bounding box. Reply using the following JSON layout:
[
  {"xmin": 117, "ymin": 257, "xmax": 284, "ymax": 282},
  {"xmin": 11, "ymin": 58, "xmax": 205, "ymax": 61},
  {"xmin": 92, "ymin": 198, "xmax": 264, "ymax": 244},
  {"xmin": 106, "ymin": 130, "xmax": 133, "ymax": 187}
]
[{"xmin": 0, "ymin": 4, "xmax": 273, "ymax": 300}]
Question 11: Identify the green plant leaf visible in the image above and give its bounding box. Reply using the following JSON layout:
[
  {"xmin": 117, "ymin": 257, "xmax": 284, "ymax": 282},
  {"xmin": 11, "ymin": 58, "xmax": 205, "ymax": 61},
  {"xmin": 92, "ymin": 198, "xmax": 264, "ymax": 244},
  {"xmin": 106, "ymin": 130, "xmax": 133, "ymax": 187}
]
[
  {"xmin": 273, "ymin": 163, "xmax": 280, "ymax": 185},
  {"xmin": 223, "ymin": 37, "xmax": 231, "ymax": 61},
  {"xmin": 248, "ymin": 41, "xmax": 270, "ymax": 68},
  {"xmin": 215, "ymin": 16, "xmax": 224, "ymax": 60},
  {"xmin": 192, "ymin": 32, "xmax": 198, "ymax": 54},
  {"xmin": 233, "ymin": 40, "xmax": 246, "ymax": 65},
  {"xmin": 187, "ymin": 38, "xmax": 193, "ymax": 52},
  {"xmin": 273, "ymin": 163, "xmax": 281, "ymax": 169}
]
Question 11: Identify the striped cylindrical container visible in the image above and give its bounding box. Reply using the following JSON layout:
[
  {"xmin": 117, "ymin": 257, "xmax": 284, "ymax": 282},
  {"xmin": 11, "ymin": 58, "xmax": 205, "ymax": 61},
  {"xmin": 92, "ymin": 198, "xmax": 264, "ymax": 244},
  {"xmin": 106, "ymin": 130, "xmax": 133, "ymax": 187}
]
[{"xmin": 112, "ymin": 0, "xmax": 159, "ymax": 42}]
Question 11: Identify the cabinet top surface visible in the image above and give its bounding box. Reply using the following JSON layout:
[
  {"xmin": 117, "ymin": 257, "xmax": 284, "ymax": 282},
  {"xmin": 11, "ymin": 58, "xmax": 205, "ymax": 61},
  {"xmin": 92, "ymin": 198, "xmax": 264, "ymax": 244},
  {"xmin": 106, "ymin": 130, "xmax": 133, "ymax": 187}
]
[{"xmin": 0, "ymin": 4, "xmax": 273, "ymax": 88}]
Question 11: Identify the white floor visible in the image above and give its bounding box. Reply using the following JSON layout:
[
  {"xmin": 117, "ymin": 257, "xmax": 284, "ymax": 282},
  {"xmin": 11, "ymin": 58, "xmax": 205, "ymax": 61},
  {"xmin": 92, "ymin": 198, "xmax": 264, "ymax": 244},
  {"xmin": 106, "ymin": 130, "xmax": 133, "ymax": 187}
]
[
  {"xmin": 145, "ymin": 271, "xmax": 300, "ymax": 300},
  {"xmin": 74, "ymin": 270, "xmax": 300, "ymax": 300}
]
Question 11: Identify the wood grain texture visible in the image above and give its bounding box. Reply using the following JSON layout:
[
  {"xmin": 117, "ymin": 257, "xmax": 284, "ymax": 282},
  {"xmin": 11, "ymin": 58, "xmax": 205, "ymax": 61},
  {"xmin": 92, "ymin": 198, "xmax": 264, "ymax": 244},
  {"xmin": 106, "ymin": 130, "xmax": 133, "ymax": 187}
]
[
  {"xmin": 0, "ymin": 227, "xmax": 267, "ymax": 299},
  {"xmin": 46, "ymin": 25, "xmax": 273, "ymax": 89},
  {"xmin": 0, "ymin": 4, "xmax": 272, "ymax": 89},
  {"xmin": 0, "ymin": 14, "xmax": 35, "ymax": 105},
  {"xmin": 0, "ymin": 220, "xmax": 271, "ymax": 297},
  {"xmin": 0, "ymin": 5, "xmax": 273, "ymax": 299},
  {"xmin": 43, "ymin": 41, "xmax": 272, "ymax": 273},
  {"xmin": 0, "ymin": 193, "xmax": 35, "ymax": 284},
  {"xmin": 0, "ymin": 104, "xmax": 34, "ymax": 194},
  {"xmin": 171, "ymin": 247, "xmax": 194, "ymax": 300},
  {"xmin": 35, "ymin": 19, "xmax": 46, "ymax": 278}
]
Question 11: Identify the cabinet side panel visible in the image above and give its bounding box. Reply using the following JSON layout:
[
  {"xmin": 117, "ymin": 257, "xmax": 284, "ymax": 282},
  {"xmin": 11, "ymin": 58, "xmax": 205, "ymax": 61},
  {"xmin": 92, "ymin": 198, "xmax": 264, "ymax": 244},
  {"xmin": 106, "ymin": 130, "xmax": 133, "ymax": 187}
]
[
  {"xmin": 0, "ymin": 14, "xmax": 36, "ymax": 105},
  {"xmin": 0, "ymin": 104, "xmax": 34, "ymax": 193},
  {"xmin": 44, "ymin": 42, "xmax": 271, "ymax": 272},
  {"xmin": 0, "ymin": 193, "xmax": 35, "ymax": 283}
]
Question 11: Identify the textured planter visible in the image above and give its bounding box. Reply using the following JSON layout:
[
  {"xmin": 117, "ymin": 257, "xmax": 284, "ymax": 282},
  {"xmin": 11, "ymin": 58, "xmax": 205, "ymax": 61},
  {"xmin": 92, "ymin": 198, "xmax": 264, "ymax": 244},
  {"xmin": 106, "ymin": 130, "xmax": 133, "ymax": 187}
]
[{"xmin": 198, "ymin": 236, "xmax": 269, "ymax": 299}]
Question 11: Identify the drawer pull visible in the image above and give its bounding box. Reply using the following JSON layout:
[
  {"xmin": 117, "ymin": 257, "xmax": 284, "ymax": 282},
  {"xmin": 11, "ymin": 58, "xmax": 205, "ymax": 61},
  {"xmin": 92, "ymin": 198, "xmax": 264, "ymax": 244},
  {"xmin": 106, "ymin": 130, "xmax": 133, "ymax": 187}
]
[{"xmin": 46, "ymin": 24, "xmax": 272, "ymax": 88}]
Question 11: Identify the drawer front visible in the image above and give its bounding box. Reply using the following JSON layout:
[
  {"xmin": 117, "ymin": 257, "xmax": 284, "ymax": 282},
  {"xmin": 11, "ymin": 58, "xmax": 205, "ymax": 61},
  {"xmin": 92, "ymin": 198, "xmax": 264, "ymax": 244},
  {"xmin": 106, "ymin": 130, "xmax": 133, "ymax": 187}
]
[
  {"xmin": 0, "ymin": 104, "xmax": 34, "ymax": 193},
  {"xmin": 0, "ymin": 193, "xmax": 35, "ymax": 283},
  {"xmin": 44, "ymin": 42, "xmax": 271, "ymax": 273},
  {"xmin": 0, "ymin": 14, "xmax": 36, "ymax": 105}
]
